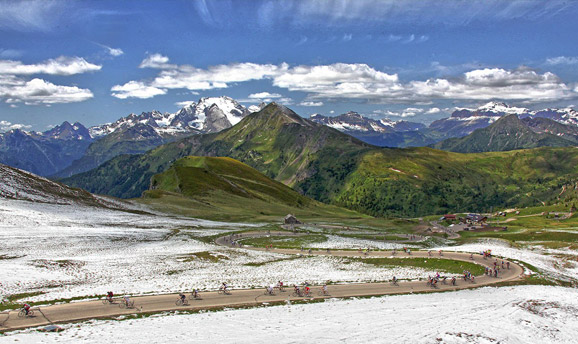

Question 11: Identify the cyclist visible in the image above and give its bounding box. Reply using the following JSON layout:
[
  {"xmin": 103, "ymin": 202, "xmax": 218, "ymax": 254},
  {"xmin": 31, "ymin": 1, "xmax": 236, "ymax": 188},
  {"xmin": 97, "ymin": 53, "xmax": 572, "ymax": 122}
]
[
  {"xmin": 293, "ymin": 285, "xmax": 301, "ymax": 296},
  {"xmin": 106, "ymin": 291, "xmax": 114, "ymax": 303},
  {"xmin": 222, "ymin": 282, "xmax": 228, "ymax": 293},
  {"xmin": 304, "ymin": 285, "xmax": 311, "ymax": 296},
  {"xmin": 392, "ymin": 276, "xmax": 398, "ymax": 285},
  {"xmin": 451, "ymin": 277, "xmax": 456, "ymax": 286},
  {"xmin": 266, "ymin": 285, "xmax": 274, "ymax": 295},
  {"xmin": 277, "ymin": 281, "xmax": 284, "ymax": 291},
  {"xmin": 322, "ymin": 284, "xmax": 328, "ymax": 295},
  {"xmin": 22, "ymin": 303, "xmax": 31, "ymax": 316},
  {"xmin": 192, "ymin": 289, "xmax": 200, "ymax": 299},
  {"xmin": 179, "ymin": 293, "xmax": 186, "ymax": 303},
  {"xmin": 123, "ymin": 295, "xmax": 131, "ymax": 307}
]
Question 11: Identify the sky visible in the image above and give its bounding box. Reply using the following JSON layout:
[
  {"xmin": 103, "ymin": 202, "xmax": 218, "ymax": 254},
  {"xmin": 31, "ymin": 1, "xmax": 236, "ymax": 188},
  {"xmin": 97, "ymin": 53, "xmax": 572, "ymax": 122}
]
[{"xmin": 1, "ymin": 0, "xmax": 578, "ymax": 132}]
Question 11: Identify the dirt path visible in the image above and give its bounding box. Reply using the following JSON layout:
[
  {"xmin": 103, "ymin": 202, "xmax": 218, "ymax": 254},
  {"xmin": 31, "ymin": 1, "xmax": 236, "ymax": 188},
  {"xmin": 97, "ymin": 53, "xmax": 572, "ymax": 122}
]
[{"xmin": 1, "ymin": 232, "xmax": 524, "ymax": 332}]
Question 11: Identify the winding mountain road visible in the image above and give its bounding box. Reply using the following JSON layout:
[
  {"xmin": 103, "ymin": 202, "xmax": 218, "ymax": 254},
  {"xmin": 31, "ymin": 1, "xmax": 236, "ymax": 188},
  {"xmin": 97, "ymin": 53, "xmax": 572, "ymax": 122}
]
[{"xmin": 0, "ymin": 231, "xmax": 524, "ymax": 332}]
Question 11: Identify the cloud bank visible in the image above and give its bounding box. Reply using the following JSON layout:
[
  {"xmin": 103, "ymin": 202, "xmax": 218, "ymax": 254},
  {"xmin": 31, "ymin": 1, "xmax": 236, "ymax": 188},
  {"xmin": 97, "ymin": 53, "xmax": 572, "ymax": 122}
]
[{"xmin": 112, "ymin": 55, "xmax": 578, "ymax": 105}]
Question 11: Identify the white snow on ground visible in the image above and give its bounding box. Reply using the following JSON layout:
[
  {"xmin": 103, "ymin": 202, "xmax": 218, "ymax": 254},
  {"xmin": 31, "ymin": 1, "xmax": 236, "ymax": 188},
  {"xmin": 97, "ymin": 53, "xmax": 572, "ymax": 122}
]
[
  {"xmin": 309, "ymin": 234, "xmax": 414, "ymax": 250},
  {"xmin": 3, "ymin": 285, "xmax": 577, "ymax": 344},
  {"xmin": 0, "ymin": 200, "xmax": 435, "ymax": 302},
  {"xmin": 435, "ymin": 239, "xmax": 578, "ymax": 281}
]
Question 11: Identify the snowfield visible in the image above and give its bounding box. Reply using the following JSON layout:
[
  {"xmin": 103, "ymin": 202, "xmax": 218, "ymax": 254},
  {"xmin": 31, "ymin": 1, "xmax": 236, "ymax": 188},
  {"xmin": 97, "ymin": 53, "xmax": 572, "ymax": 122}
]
[
  {"xmin": 2, "ymin": 285, "xmax": 577, "ymax": 344},
  {"xmin": 309, "ymin": 234, "xmax": 414, "ymax": 250},
  {"xmin": 0, "ymin": 200, "xmax": 436, "ymax": 302}
]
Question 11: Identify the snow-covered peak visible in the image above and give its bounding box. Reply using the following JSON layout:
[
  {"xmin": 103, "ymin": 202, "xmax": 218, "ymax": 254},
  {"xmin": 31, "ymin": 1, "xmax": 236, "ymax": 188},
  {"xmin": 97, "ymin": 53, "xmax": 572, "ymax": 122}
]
[
  {"xmin": 478, "ymin": 101, "xmax": 529, "ymax": 115},
  {"xmin": 89, "ymin": 96, "xmax": 249, "ymax": 138},
  {"xmin": 379, "ymin": 118, "xmax": 395, "ymax": 127},
  {"xmin": 196, "ymin": 96, "xmax": 247, "ymax": 127},
  {"xmin": 309, "ymin": 111, "xmax": 422, "ymax": 133}
]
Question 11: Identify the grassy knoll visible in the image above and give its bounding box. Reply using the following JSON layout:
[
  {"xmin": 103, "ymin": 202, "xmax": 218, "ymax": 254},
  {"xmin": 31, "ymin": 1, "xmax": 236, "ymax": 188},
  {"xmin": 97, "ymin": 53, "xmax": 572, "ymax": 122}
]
[
  {"xmin": 353, "ymin": 257, "xmax": 485, "ymax": 276},
  {"xmin": 239, "ymin": 234, "xmax": 328, "ymax": 249},
  {"xmin": 140, "ymin": 156, "xmax": 367, "ymax": 222}
]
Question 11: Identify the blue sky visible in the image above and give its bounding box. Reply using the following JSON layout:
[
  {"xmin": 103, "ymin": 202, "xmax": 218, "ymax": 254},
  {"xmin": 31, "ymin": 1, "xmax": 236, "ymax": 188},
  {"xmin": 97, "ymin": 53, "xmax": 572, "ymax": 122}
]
[{"xmin": 1, "ymin": 0, "xmax": 578, "ymax": 131}]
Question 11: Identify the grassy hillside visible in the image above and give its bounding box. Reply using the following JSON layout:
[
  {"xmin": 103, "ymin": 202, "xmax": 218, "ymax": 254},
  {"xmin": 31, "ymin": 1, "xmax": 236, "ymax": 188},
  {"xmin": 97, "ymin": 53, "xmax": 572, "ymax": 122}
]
[
  {"xmin": 62, "ymin": 103, "xmax": 372, "ymax": 199},
  {"xmin": 334, "ymin": 147, "xmax": 578, "ymax": 216},
  {"xmin": 141, "ymin": 156, "xmax": 364, "ymax": 221}
]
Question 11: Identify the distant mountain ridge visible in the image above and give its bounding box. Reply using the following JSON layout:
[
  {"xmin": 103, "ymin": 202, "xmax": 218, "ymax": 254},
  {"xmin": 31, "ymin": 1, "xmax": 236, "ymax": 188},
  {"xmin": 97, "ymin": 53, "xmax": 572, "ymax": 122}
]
[
  {"xmin": 0, "ymin": 96, "xmax": 251, "ymax": 177},
  {"xmin": 311, "ymin": 102, "xmax": 578, "ymax": 148},
  {"xmin": 432, "ymin": 114, "xmax": 577, "ymax": 153},
  {"xmin": 310, "ymin": 112, "xmax": 431, "ymax": 147}
]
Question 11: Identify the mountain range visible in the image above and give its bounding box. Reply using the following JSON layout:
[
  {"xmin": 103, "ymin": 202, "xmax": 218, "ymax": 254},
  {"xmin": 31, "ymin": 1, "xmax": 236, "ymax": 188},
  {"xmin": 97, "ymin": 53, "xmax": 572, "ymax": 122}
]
[
  {"xmin": 61, "ymin": 103, "xmax": 578, "ymax": 218},
  {"xmin": 0, "ymin": 96, "xmax": 252, "ymax": 177},
  {"xmin": 3, "ymin": 98, "xmax": 578, "ymax": 181},
  {"xmin": 310, "ymin": 102, "xmax": 578, "ymax": 148}
]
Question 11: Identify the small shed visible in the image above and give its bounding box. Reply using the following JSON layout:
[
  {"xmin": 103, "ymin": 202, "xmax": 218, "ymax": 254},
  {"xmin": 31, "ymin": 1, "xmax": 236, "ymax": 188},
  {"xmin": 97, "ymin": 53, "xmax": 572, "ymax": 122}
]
[
  {"xmin": 442, "ymin": 214, "xmax": 457, "ymax": 220},
  {"xmin": 284, "ymin": 214, "xmax": 302, "ymax": 225}
]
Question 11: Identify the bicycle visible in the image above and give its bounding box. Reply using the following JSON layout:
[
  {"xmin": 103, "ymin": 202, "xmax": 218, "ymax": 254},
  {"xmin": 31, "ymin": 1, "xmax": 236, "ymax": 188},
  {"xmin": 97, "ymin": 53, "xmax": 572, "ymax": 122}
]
[
  {"xmin": 102, "ymin": 297, "xmax": 114, "ymax": 305},
  {"xmin": 190, "ymin": 292, "xmax": 201, "ymax": 300},
  {"xmin": 176, "ymin": 298, "xmax": 189, "ymax": 306},
  {"xmin": 264, "ymin": 288, "xmax": 275, "ymax": 296},
  {"xmin": 317, "ymin": 289, "xmax": 329, "ymax": 296},
  {"xmin": 119, "ymin": 299, "xmax": 134, "ymax": 309},
  {"xmin": 218, "ymin": 287, "xmax": 231, "ymax": 295},
  {"xmin": 18, "ymin": 309, "xmax": 34, "ymax": 318},
  {"xmin": 291, "ymin": 290, "xmax": 303, "ymax": 297}
]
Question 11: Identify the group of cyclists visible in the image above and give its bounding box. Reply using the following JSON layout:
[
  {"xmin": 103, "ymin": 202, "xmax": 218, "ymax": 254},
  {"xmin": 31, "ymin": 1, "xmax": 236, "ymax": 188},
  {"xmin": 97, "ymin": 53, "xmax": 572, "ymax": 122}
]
[
  {"xmin": 290, "ymin": 282, "xmax": 328, "ymax": 297},
  {"xmin": 17, "ymin": 247, "xmax": 508, "ymax": 317}
]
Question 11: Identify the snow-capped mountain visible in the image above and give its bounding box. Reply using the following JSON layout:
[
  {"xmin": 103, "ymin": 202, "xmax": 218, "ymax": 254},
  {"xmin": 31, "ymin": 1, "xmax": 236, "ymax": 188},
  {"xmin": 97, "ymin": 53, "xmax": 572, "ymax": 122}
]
[
  {"xmin": 0, "ymin": 122, "xmax": 94, "ymax": 177},
  {"xmin": 0, "ymin": 96, "xmax": 251, "ymax": 177},
  {"xmin": 430, "ymin": 102, "xmax": 578, "ymax": 138},
  {"xmin": 309, "ymin": 112, "xmax": 430, "ymax": 147},
  {"xmin": 90, "ymin": 96, "xmax": 250, "ymax": 138},
  {"xmin": 310, "ymin": 111, "xmax": 425, "ymax": 133}
]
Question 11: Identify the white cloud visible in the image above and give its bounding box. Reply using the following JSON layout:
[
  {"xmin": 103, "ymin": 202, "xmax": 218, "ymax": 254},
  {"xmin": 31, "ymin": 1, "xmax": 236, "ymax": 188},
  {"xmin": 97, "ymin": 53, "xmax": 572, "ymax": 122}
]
[
  {"xmin": 277, "ymin": 97, "xmax": 294, "ymax": 105},
  {"xmin": 139, "ymin": 54, "xmax": 174, "ymax": 69},
  {"xmin": 113, "ymin": 60, "xmax": 289, "ymax": 98},
  {"xmin": 0, "ymin": 120, "xmax": 31, "ymax": 132},
  {"xmin": 545, "ymin": 56, "xmax": 578, "ymax": 65},
  {"xmin": 175, "ymin": 100, "xmax": 196, "ymax": 108},
  {"xmin": 110, "ymin": 81, "xmax": 167, "ymax": 99},
  {"xmin": 112, "ymin": 58, "xmax": 578, "ymax": 104},
  {"xmin": 0, "ymin": 78, "xmax": 93, "ymax": 105},
  {"xmin": 299, "ymin": 101, "xmax": 324, "ymax": 107},
  {"xmin": 425, "ymin": 107, "xmax": 441, "ymax": 114},
  {"xmin": 0, "ymin": 56, "xmax": 101, "ymax": 76},
  {"xmin": 107, "ymin": 47, "xmax": 124, "ymax": 57},
  {"xmin": 248, "ymin": 92, "xmax": 282, "ymax": 99}
]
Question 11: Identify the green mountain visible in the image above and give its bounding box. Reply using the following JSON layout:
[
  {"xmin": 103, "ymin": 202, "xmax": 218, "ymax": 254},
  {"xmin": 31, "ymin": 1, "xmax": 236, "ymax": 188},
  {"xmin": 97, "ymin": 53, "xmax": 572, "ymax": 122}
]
[
  {"xmin": 432, "ymin": 114, "xmax": 576, "ymax": 153},
  {"xmin": 142, "ymin": 156, "xmax": 360, "ymax": 221},
  {"xmin": 62, "ymin": 103, "xmax": 373, "ymax": 201},
  {"xmin": 62, "ymin": 103, "xmax": 578, "ymax": 217}
]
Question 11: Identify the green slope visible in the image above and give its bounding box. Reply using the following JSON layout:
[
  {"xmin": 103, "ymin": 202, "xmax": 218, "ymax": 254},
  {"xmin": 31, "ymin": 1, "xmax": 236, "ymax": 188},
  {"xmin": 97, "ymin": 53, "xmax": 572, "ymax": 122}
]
[
  {"xmin": 62, "ymin": 103, "xmax": 373, "ymax": 200},
  {"xmin": 335, "ymin": 147, "xmax": 578, "ymax": 216},
  {"xmin": 62, "ymin": 103, "xmax": 578, "ymax": 218},
  {"xmin": 141, "ymin": 156, "xmax": 363, "ymax": 221},
  {"xmin": 432, "ymin": 114, "xmax": 575, "ymax": 153}
]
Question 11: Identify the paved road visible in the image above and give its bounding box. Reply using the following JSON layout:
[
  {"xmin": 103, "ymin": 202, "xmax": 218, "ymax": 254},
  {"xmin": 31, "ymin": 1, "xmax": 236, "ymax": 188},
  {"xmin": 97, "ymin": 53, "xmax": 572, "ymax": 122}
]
[{"xmin": 0, "ymin": 231, "xmax": 524, "ymax": 332}]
